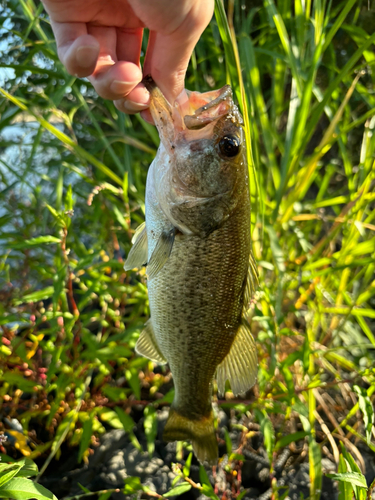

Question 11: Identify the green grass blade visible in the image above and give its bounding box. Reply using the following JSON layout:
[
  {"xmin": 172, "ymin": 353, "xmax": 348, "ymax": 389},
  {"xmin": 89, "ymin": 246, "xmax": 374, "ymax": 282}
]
[{"xmin": 0, "ymin": 87, "xmax": 123, "ymax": 185}]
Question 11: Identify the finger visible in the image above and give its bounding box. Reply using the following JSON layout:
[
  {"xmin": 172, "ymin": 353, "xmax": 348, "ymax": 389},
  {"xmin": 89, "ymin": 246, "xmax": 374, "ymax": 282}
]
[
  {"xmin": 116, "ymin": 27, "xmax": 144, "ymax": 65},
  {"xmin": 143, "ymin": 0, "xmax": 214, "ymax": 103},
  {"xmin": 114, "ymin": 83, "xmax": 150, "ymax": 113},
  {"xmin": 140, "ymin": 109, "xmax": 154, "ymax": 124},
  {"xmin": 87, "ymin": 25, "xmax": 143, "ymax": 100},
  {"xmin": 50, "ymin": 20, "xmax": 100, "ymax": 77},
  {"xmin": 89, "ymin": 61, "xmax": 143, "ymax": 100}
]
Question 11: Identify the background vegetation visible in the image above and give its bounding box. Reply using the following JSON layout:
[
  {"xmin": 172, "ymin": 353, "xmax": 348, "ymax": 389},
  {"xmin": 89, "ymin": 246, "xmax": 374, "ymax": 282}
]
[{"xmin": 0, "ymin": 0, "xmax": 374, "ymax": 499}]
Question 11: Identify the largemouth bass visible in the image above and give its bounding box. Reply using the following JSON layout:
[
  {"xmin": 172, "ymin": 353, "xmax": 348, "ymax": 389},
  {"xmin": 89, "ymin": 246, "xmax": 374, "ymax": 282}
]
[{"xmin": 125, "ymin": 77, "xmax": 258, "ymax": 464}]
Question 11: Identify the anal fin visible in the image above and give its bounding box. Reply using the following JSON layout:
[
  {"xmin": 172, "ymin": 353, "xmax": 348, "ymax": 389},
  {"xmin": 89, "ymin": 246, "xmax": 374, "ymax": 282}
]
[
  {"xmin": 147, "ymin": 228, "xmax": 175, "ymax": 280},
  {"xmin": 216, "ymin": 320, "xmax": 257, "ymax": 396},
  {"xmin": 135, "ymin": 320, "xmax": 167, "ymax": 364},
  {"xmin": 124, "ymin": 222, "xmax": 148, "ymax": 271}
]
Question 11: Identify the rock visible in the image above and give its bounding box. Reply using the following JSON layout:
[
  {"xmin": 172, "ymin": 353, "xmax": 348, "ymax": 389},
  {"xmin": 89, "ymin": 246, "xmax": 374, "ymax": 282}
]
[
  {"xmin": 242, "ymin": 487, "xmax": 262, "ymax": 499},
  {"xmin": 288, "ymin": 461, "xmax": 338, "ymax": 500},
  {"xmin": 100, "ymin": 450, "xmax": 127, "ymax": 485},
  {"xmin": 160, "ymin": 441, "xmax": 177, "ymax": 464},
  {"xmin": 89, "ymin": 429, "xmax": 128, "ymax": 468},
  {"xmin": 288, "ymin": 463, "xmax": 310, "ymax": 500},
  {"xmin": 123, "ymin": 444, "xmax": 173, "ymax": 494},
  {"xmin": 217, "ymin": 409, "xmax": 229, "ymax": 430},
  {"xmin": 156, "ymin": 408, "xmax": 170, "ymax": 440}
]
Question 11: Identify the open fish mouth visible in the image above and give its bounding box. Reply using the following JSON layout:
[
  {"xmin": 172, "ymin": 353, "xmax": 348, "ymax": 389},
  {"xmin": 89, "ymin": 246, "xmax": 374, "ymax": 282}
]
[
  {"xmin": 143, "ymin": 76, "xmax": 242, "ymax": 147},
  {"xmin": 181, "ymin": 85, "xmax": 235, "ymax": 130}
]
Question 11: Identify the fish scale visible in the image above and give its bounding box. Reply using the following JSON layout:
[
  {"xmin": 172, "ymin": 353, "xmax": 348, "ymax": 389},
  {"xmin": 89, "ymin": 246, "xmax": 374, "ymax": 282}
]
[
  {"xmin": 149, "ymin": 205, "xmax": 250, "ymax": 415},
  {"xmin": 124, "ymin": 77, "xmax": 258, "ymax": 464}
]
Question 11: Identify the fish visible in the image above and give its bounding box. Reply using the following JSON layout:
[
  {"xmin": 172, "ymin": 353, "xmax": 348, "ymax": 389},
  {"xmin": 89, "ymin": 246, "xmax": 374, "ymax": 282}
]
[{"xmin": 125, "ymin": 76, "xmax": 258, "ymax": 464}]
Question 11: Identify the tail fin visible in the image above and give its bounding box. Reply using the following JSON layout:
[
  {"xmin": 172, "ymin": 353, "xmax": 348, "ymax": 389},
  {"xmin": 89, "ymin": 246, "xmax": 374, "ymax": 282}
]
[{"xmin": 163, "ymin": 408, "xmax": 218, "ymax": 465}]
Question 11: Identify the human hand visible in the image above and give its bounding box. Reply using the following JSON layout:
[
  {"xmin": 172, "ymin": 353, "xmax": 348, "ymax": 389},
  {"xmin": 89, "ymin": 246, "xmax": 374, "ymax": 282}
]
[{"xmin": 41, "ymin": 0, "xmax": 214, "ymax": 120}]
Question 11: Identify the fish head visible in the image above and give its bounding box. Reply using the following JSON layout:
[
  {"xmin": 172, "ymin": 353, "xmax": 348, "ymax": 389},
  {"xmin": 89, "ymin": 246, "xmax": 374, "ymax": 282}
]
[{"xmin": 145, "ymin": 77, "xmax": 247, "ymax": 235}]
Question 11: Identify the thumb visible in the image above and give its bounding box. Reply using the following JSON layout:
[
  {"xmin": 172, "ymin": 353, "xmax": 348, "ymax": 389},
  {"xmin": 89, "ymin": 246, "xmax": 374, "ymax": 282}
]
[{"xmin": 143, "ymin": 0, "xmax": 214, "ymax": 103}]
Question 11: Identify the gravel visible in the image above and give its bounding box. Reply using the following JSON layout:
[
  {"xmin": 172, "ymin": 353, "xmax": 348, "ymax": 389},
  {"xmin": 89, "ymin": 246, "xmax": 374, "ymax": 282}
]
[{"xmin": 38, "ymin": 410, "xmax": 375, "ymax": 500}]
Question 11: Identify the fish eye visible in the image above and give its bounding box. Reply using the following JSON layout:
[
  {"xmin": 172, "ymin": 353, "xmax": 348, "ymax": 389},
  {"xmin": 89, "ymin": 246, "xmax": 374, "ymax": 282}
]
[{"xmin": 218, "ymin": 135, "xmax": 241, "ymax": 158}]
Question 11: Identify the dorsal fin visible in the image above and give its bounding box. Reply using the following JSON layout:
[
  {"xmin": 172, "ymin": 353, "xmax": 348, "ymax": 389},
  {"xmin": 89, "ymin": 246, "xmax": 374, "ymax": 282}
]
[{"xmin": 216, "ymin": 320, "xmax": 257, "ymax": 396}]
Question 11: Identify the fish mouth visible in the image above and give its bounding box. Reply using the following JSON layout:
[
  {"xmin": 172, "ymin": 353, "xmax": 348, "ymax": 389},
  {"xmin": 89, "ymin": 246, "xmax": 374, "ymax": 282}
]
[
  {"xmin": 143, "ymin": 76, "xmax": 241, "ymax": 148},
  {"xmin": 181, "ymin": 85, "xmax": 235, "ymax": 130}
]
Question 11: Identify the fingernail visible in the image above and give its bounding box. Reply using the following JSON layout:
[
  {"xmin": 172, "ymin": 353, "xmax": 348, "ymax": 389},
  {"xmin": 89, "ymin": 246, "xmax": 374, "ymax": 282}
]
[
  {"xmin": 76, "ymin": 45, "xmax": 98, "ymax": 68},
  {"xmin": 123, "ymin": 101, "xmax": 149, "ymax": 112},
  {"xmin": 110, "ymin": 80, "xmax": 138, "ymax": 95}
]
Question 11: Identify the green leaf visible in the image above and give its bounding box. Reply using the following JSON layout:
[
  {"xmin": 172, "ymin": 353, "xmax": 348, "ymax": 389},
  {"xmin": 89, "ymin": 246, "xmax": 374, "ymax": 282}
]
[
  {"xmin": 113, "ymin": 406, "xmax": 142, "ymax": 450},
  {"xmin": 183, "ymin": 452, "xmax": 193, "ymax": 477},
  {"xmin": 255, "ymin": 410, "xmax": 275, "ymax": 462},
  {"xmin": 113, "ymin": 205, "xmax": 128, "ymax": 230},
  {"xmin": 16, "ymin": 459, "xmax": 38, "ymax": 478},
  {"xmin": 97, "ymin": 409, "xmax": 123, "ymax": 429},
  {"xmin": 275, "ymin": 432, "xmax": 308, "ymax": 450},
  {"xmin": 309, "ymin": 436, "xmax": 322, "ymax": 500},
  {"xmin": 65, "ymin": 184, "xmax": 74, "ymax": 212},
  {"xmin": 98, "ymin": 493, "xmax": 111, "ymax": 500},
  {"xmin": 266, "ymin": 226, "xmax": 285, "ymax": 273},
  {"xmin": 353, "ymin": 385, "xmax": 374, "ymax": 445},
  {"xmin": 51, "ymin": 412, "xmax": 76, "ymax": 453},
  {"xmin": 125, "ymin": 368, "xmax": 141, "ymax": 400},
  {"xmin": 214, "ymin": 0, "xmax": 238, "ymax": 93},
  {"xmin": 8, "ymin": 236, "xmax": 61, "ymax": 250},
  {"xmin": 1, "ymin": 372, "xmax": 39, "ymax": 392},
  {"xmin": 327, "ymin": 472, "xmax": 367, "ymax": 489},
  {"xmin": 123, "ymin": 476, "xmax": 143, "ymax": 494},
  {"xmin": 201, "ymin": 483, "xmax": 220, "ymax": 500},
  {"xmin": 199, "ymin": 465, "xmax": 212, "ymax": 488},
  {"xmin": 264, "ymin": 0, "xmax": 302, "ymax": 97},
  {"xmin": 236, "ymin": 490, "xmax": 249, "ymax": 500},
  {"xmin": 340, "ymin": 444, "xmax": 363, "ymax": 500},
  {"xmin": 96, "ymin": 346, "xmax": 132, "ymax": 360},
  {"xmin": 199, "ymin": 465, "xmax": 220, "ymax": 499},
  {"xmin": 78, "ymin": 413, "xmax": 93, "ymax": 463},
  {"xmin": 163, "ymin": 482, "xmax": 192, "ymax": 497},
  {"xmin": 78, "ymin": 483, "xmax": 91, "ymax": 493},
  {"xmin": 224, "ymin": 429, "xmax": 232, "ymax": 455},
  {"xmin": 337, "ymin": 454, "xmax": 352, "ymax": 500},
  {"xmin": 114, "ymin": 407, "xmax": 135, "ymax": 433},
  {"xmin": 0, "ymin": 477, "xmax": 58, "ymax": 500},
  {"xmin": 0, "ymin": 87, "xmax": 123, "ymax": 186},
  {"xmin": 16, "ymin": 286, "xmax": 55, "ymax": 305},
  {"xmin": 0, "ymin": 462, "xmax": 23, "ymax": 488},
  {"xmin": 144, "ymin": 406, "xmax": 157, "ymax": 457}
]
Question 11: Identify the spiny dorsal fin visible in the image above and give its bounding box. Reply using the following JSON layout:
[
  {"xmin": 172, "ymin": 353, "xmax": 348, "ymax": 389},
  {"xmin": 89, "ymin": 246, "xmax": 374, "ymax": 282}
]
[
  {"xmin": 244, "ymin": 249, "xmax": 259, "ymax": 307},
  {"xmin": 135, "ymin": 320, "xmax": 167, "ymax": 364},
  {"xmin": 124, "ymin": 222, "xmax": 148, "ymax": 271},
  {"xmin": 147, "ymin": 228, "xmax": 175, "ymax": 280},
  {"xmin": 216, "ymin": 320, "xmax": 257, "ymax": 396}
]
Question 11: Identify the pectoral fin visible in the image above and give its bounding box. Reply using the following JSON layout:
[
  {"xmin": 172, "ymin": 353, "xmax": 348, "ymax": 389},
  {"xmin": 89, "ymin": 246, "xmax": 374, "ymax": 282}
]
[
  {"xmin": 135, "ymin": 320, "xmax": 167, "ymax": 364},
  {"xmin": 216, "ymin": 321, "xmax": 257, "ymax": 396},
  {"xmin": 147, "ymin": 228, "xmax": 175, "ymax": 280},
  {"xmin": 124, "ymin": 222, "xmax": 148, "ymax": 271}
]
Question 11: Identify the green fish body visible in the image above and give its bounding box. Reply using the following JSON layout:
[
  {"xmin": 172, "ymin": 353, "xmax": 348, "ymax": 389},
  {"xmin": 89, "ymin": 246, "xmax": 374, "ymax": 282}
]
[{"xmin": 125, "ymin": 78, "xmax": 258, "ymax": 464}]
